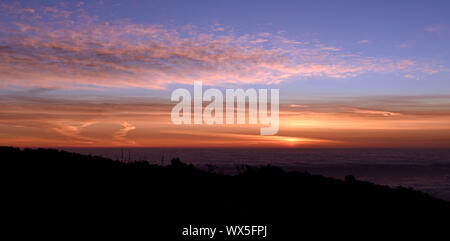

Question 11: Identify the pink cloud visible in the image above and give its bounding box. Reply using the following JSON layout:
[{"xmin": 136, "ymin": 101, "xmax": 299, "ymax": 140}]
[
  {"xmin": 425, "ymin": 24, "xmax": 450, "ymax": 35},
  {"xmin": 0, "ymin": 2, "xmax": 445, "ymax": 90},
  {"xmin": 357, "ymin": 39, "xmax": 370, "ymax": 44}
]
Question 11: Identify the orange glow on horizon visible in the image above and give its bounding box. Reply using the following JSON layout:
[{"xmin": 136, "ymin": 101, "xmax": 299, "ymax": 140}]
[{"xmin": 1, "ymin": 100, "xmax": 450, "ymax": 148}]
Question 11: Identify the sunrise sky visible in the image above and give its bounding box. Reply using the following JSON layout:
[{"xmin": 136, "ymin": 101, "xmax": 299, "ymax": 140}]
[{"xmin": 1, "ymin": 0, "xmax": 450, "ymax": 148}]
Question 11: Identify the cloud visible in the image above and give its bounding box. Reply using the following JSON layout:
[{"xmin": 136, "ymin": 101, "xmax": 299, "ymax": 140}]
[
  {"xmin": 0, "ymin": 2, "xmax": 445, "ymax": 90},
  {"xmin": 395, "ymin": 43, "xmax": 410, "ymax": 49},
  {"xmin": 258, "ymin": 32, "xmax": 271, "ymax": 37},
  {"xmin": 0, "ymin": 2, "xmax": 36, "ymax": 15},
  {"xmin": 425, "ymin": 24, "xmax": 450, "ymax": 35},
  {"xmin": 289, "ymin": 104, "xmax": 308, "ymax": 108},
  {"xmin": 52, "ymin": 121, "xmax": 97, "ymax": 144},
  {"xmin": 1, "ymin": 92, "xmax": 450, "ymax": 147},
  {"xmin": 357, "ymin": 40, "xmax": 370, "ymax": 44},
  {"xmin": 114, "ymin": 122, "xmax": 136, "ymax": 144},
  {"xmin": 160, "ymin": 129, "xmax": 335, "ymax": 147},
  {"xmin": 314, "ymin": 44, "xmax": 340, "ymax": 51},
  {"xmin": 349, "ymin": 108, "xmax": 401, "ymax": 117},
  {"xmin": 43, "ymin": 7, "xmax": 71, "ymax": 18},
  {"xmin": 280, "ymin": 38, "xmax": 303, "ymax": 45},
  {"xmin": 212, "ymin": 24, "xmax": 225, "ymax": 32},
  {"xmin": 250, "ymin": 38, "xmax": 268, "ymax": 44},
  {"xmin": 403, "ymin": 74, "xmax": 418, "ymax": 80}
]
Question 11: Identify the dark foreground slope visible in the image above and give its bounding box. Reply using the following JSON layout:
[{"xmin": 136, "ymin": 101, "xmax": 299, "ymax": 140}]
[{"xmin": 1, "ymin": 147, "xmax": 449, "ymax": 240}]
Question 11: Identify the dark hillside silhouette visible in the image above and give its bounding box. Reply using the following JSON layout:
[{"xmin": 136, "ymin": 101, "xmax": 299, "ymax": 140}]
[{"xmin": 1, "ymin": 146, "xmax": 449, "ymax": 240}]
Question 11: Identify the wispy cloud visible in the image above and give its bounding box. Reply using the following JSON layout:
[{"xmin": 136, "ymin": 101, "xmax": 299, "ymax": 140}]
[
  {"xmin": 289, "ymin": 104, "xmax": 308, "ymax": 108},
  {"xmin": 349, "ymin": 108, "xmax": 401, "ymax": 117},
  {"xmin": 1, "ymin": 93, "xmax": 450, "ymax": 147},
  {"xmin": 212, "ymin": 23, "xmax": 225, "ymax": 32},
  {"xmin": 425, "ymin": 24, "xmax": 450, "ymax": 35},
  {"xmin": 395, "ymin": 42, "xmax": 410, "ymax": 49},
  {"xmin": 113, "ymin": 122, "xmax": 136, "ymax": 144},
  {"xmin": 0, "ymin": 2, "xmax": 444, "ymax": 90},
  {"xmin": 52, "ymin": 121, "xmax": 96, "ymax": 145}
]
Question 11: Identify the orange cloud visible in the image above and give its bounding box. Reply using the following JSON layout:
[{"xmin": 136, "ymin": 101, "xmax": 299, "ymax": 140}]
[
  {"xmin": 113, "ymin": 122, "xmax": 137, "ymax": 144},
  {"xmin": 1, "ymin": 93, "xmax": 450, "ymax": 147},
  {"xmin": 349, "ymin": 108, "xmax": 401, "ymax": 117}
]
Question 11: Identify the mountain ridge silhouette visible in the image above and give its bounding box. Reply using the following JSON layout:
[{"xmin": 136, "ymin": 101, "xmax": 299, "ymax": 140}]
[{"xmin": 2, "ymin": 146, "xmax": 449, "ymax": 240}]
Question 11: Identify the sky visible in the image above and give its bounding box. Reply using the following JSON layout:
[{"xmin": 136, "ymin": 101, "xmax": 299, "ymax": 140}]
[{"xmin": 1, "ymin": 0, "xmax": 450, "ymax": 147}]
